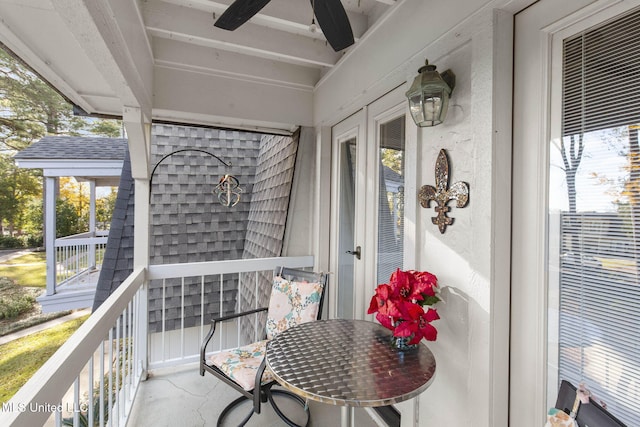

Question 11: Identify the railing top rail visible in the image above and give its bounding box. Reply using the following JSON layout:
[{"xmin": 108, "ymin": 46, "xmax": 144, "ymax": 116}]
[
  {"xmin": 148, "ymin": 255, "xmax": 314, "ymax": 280},
  {"xmin": 0, "ymin": 267, "xmax": 146, "ymax": 427},
  {"xmin": 57, "ymin": 231, "xmax": 96, "ymax": 240},
  {"xmin": 54, "ymin": 236, "xmax": 109, "ymax": 246}
]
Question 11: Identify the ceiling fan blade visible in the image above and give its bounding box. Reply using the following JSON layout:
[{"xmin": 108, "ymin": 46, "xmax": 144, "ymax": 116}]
[
  {"xmin": 214, "ymin": 0, "xmax": 272, "ymax": 31},
  {"xmin": 312, "ymin": 0, "xmax": 355, "ymax": 51}
]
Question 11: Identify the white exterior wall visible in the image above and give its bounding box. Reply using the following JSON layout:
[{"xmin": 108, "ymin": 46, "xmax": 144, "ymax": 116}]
[{"xmin": 314, "ymin": 1, "xmax": 525, "ymax": 425}]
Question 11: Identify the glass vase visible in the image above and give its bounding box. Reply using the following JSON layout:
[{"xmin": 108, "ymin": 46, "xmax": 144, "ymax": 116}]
[{"xmin": 390, "ymin": 335, "xmax": 418, "ymax": 351}]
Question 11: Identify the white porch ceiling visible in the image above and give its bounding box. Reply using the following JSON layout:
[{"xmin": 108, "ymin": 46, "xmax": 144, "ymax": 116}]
[{"xmin": 0, "ymin": 0, "xmax": 398, "ymax": 132}]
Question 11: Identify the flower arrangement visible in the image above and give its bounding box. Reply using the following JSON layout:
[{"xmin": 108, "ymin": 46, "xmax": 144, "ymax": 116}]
[{"xmin": 367, "ymin": 269, "xmax": 440, "ymax": 346}]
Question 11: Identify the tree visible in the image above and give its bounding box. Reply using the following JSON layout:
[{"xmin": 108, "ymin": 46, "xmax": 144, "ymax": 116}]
[
  {"xmin": 96, "ymin": 190, "xmax": 117, "ymax": 229},
  {"xmin": 558, "ymin": 133, "xmax": 585, "ymax": 215},
  {"xmin": 56, "ymin": 198, "xmax": 86, "ymax": 237},
  {"xmin": 89, "ymin": 119, "xmax": 123, "ymax": 138},
  {"xmin": 1, "ymin": 46, "xmax": 123, "ymax": 238},
  {"xmin": 0, "ymin": 154, "xmax": 40, "ymax": 235},
  {"xmin": 0, "ymin": 49, "xmax": 87, "ymax": 150},
  {"xmin": 58, "ymin": 177, "xmax": 89, "ymax": 220}
]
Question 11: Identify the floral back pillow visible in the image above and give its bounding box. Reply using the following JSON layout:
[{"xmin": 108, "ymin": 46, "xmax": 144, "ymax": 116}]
[{"xmin": 265, "ymin": 275, "xmax": 324, "ymax": 340}]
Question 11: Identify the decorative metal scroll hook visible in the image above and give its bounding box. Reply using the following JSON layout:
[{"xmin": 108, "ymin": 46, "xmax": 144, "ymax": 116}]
[{"xmin": 149, "ymin": 148, "xmax": 242, "ymax": 207}]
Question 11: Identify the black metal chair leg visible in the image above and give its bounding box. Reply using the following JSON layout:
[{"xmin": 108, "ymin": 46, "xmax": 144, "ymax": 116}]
[
  {"xmin": 267, "ymin": 389, "xmax": 310, "ymax": 427},
  {"xmin": 216, "ymin": 396, "xmax": 255, "ymax": 427}
]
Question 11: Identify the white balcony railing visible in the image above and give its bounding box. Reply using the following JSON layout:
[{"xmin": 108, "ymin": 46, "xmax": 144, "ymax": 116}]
[
  {"xmin": 0, "ymin": 256, "xmax": 314, "ymax": 427},
  {"xmin": 55, "ymin": 232, "xmax": 108, "ymax": 288}
]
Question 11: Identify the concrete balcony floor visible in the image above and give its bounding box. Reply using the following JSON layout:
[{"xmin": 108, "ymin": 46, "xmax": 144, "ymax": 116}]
[{"xmin": 128, "ymin": 364, "xmax": 381, "ymax": 427}]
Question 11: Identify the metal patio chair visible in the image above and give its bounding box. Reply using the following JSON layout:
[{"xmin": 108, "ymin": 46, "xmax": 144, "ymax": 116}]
[
  {"xmin": 200, "ymin": 266, "xmax": 328, "ymax": 427},
  {"xmin": 553, "ymin": 380, "xmax": 627, "ymax": 427}
]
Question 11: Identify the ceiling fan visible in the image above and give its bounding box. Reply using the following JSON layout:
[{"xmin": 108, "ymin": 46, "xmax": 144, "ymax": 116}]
[{"xmin": 214, "ymin": 0, "xmax": 355, "ymax": 52}]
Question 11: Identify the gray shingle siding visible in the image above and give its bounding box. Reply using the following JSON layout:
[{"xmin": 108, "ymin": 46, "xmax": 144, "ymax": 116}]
[
  {"xmin": 92, "ymin": 150, "xmax": 135, "ymax": 311},
  {"xmin": 239, "ymin": 132, "xmax": 299, "ymax": 342},
  {"xmin": 147, "ymin": 124, "xmax": 262, "ymax": 333},
  {"xmin": 94, "ymin": 124, "xmax": 298, "ymax": 337}
]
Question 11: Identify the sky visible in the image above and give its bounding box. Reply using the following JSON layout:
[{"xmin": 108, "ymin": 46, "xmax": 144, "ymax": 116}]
[{"xmin": 549, "ymin": 126, "xmax": 631, "ymax": 213}]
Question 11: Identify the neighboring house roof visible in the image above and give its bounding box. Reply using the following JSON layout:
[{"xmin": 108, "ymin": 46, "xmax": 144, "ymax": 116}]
[
  {"xmin": 14, "ymin": 136, "xmax": 127, "ymax": 187},
  {"xmin": 382, "ymin": 165, "xmax": 403, "ymax": 186},
  {"xmin": 13, "ymin": 136, "xmax": 127, "ymax": 160}
]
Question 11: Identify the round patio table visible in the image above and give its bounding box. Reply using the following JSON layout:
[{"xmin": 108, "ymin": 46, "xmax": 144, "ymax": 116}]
[{"xmin": 265, "ymin": 319, "xmax": 437, "ymax": 427}]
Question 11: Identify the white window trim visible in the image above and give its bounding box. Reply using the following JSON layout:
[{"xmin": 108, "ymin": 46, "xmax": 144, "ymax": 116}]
[{"xmin": 511, "ymin": 1, "xmax": 640, "ymax": 425}]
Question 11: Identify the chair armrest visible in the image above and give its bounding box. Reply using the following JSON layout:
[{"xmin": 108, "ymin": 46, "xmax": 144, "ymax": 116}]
[
  {"xmin": 200, "ymin": 307, "xmax": 268, "ymax": 375},
  {"xmin": 211, "ymin": 307, "xmax": 268, "ymax": 324}
]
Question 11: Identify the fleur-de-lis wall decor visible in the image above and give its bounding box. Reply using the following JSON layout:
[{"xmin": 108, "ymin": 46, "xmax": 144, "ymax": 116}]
[{"xmin": 418, "ymin": 149, "xmax": 469, "ymax": 234}]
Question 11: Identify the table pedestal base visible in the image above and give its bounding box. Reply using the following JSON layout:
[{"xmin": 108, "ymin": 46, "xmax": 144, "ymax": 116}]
[{"xmin": 341, "ymin": 406, "xmax": 354, "ymax": 427}]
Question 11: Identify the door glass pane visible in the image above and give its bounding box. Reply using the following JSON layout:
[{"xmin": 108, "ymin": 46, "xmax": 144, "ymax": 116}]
[
  {"xmin": 337, "ymin": 139, "xmax": 357, "ymax": 318},
  {"xmin": 549, "ymin": 9, "xmax": 640, "ymax": 425},
  {"xmin": 377, "ymin": 116, "xmax": 405, "ymax": 284}
]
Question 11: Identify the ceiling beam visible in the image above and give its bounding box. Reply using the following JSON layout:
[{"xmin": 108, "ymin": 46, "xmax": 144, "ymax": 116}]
[
  {"xmin": 143, "ymin": 1, "xmax": 340, "ymax": 67},
  {"xmin": 158, "ymin": 0, "xmax": 368, "ymax": 39},
  {"xmin": 152, "ymin": 37, "xmax": 320, "ymax": 89}
]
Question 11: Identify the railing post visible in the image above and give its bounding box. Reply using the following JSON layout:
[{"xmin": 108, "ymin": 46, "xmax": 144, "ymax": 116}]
[
  {"xmin": 89, "ymin": 180, "xmax": 97, "ymax": 270},
  {"xmin": 125, "ymin": 106, "xmax": 152, "ymax": 380}
]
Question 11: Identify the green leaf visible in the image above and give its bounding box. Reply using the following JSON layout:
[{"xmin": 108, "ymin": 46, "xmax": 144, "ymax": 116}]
[{"xmin": 421, "ymin": 295, "xmax": 440, "ymax": 306}]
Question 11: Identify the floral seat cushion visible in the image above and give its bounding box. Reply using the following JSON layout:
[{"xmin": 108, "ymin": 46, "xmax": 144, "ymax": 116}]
[
  {"xmin": 266, "ymin": 275, "xmax": 324, "ymax": 340},
  {"xmin": 208, "ymin": 274, "xmax": 324, "ymax": 392},
  {"xmin": 208, "ymin": 340, "xmax": 275, "ymax": 391}
]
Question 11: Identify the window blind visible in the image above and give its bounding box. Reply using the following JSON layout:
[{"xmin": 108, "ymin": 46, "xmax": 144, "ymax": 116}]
[
  {"xmin": 377, "ymin": 116, "xmax": 405, "ymax": 284},
  {"xmin": 556, "ymin": 7, "xmax": 640, "ymax": 426},
  {"xmin": 563, "ymin": 10, "xmax": 640, "ymax": 136}
]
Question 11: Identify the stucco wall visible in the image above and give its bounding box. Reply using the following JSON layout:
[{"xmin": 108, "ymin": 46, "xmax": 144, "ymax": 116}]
[{"xmin": 314, "ymin": 1, "xmax": 515, "ymax": 425}]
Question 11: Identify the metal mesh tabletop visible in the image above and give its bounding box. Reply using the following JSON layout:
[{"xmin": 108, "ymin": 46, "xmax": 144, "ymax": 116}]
[{"xmin": 266, "ymin": 319, "xmax": 436, "ymax": 407}]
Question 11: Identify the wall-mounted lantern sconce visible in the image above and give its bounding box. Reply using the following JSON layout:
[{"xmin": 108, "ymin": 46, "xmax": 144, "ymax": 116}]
[
  {"xmin": 149, "ymin": 149, "xmax": 242, "ymax": 207},
  {"xmin": 406, "ymin": 60, "xmax": 456, "ymax": 127}
]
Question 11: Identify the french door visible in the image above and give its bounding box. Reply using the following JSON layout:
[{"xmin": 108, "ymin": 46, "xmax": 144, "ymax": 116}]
[
  {"xmin": 512, "ymin": 0, "xmax": 640, "ymax": 425},
  {"xmin": 329, "ymin": 85, "xmax": 415, "ymax": 321},
  {"xmin": 331, "ymin": 109, "xmax": 366, "ymax": 319}
]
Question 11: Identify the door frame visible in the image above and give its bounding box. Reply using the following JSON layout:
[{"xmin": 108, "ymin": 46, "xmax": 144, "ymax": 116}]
[
  {"xmin": 365, "ymin": 85, "xmax": 419, "ymax": 297},
  {"xmin": 329, "ymin": 109, "xmax": 367, "ymax": 320},
  {"xmin": 329, "ymin": 85, "xmax": 417, "ymax": 321},
  {"xmin": 329, "ymin": 84, "xmax": 418, "ymax": 426}
]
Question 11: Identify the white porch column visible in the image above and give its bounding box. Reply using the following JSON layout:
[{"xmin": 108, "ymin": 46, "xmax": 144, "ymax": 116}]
[
  {"xmin": 314, "ymin": 127, "xmax": 331, "ymax": 274},
  {"xmin": 124, "ymin": 106, "xmax": 151, "ymax": 378},
  {"xmin": 89, "ymin": 180, "xmax": 97, "ymax": 269},
  {"xmin": 44, "ymin": 177, "xmax": 57, "ymax": 296},
  {"xmin": 89, "ymin": 180, "xmax": 96, "ymax": 233}
]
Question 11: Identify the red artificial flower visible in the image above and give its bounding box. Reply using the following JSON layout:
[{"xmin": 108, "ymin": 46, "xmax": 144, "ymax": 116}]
[
  {"xmin": 376, "ymin": 313, "xmax": 394, "ymax": 330},
  {"xmin": 369, "ymin": 269, "xmax": 441, "ymax": 345},
  {"xmin": 367, "ymin": 284, "xmax": 390, "ymax": 314},
  {"xmin": 394, "ymin": 308, "xmax": 440, "ymax": 343},
  {"xmin": 410, "ymin": 270, "xmax": 438, "ymax": 298}
]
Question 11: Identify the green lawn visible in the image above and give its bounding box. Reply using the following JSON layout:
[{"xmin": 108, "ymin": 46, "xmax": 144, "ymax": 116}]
[
  {"xmin": 2, "ymin": 252, "xmax": 46, "ymax": 265},
  {"xmin": 0, "ymin": 252, "xmax": 46, "ymax": 288},
  {"xmin": 0, "ymin": 314, "xmax": 89, "ymax": 403}
]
